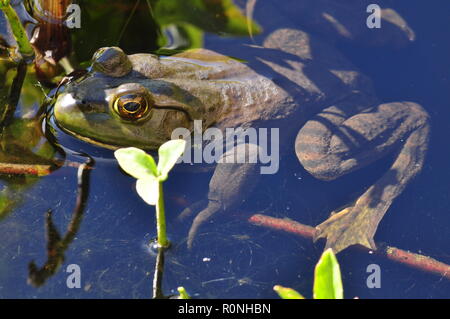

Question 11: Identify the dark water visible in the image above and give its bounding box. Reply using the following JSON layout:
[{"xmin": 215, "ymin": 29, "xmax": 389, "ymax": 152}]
[{"xmin": 0, "ymin": 0, "xmax": 449, "ymax": 298}]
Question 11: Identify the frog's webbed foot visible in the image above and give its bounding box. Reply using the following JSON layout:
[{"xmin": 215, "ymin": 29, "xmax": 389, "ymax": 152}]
[
  {"xmin": 314, "ymin": 204, "xmax": 377, "ymax": 253},
  {"xmin": 178, "ymin": 199, "xmax": 208, "ymax": 221}
]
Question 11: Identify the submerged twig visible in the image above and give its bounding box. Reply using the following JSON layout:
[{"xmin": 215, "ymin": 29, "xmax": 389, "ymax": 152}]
[
  {"xmin": 0, "ymin": 159, "xmax": 95, "ymax": 176},
  {"xmin": 0, "ymin": 162, "xmax": 52, "ymax": 176},
  {"xmin": 248, "ymin": 214, "xmax": 450, "ymax": 280}
]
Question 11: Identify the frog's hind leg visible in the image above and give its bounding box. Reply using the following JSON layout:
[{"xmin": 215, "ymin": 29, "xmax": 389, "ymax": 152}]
[{"xmin": 296, "ymin": 100, "xmax": 430, "ymax": 253}]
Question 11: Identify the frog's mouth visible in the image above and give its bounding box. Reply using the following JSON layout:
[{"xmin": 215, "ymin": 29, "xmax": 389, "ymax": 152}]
[
  {"xmin": 54, "ymin": 123, "xmax": 124, "ymax": 150},
  {"xmin": 53, "ymin": 115, "xmax": 162, "ymax": 151}
]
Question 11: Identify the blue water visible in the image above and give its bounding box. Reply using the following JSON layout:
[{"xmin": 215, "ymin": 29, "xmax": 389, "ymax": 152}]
[{"xmin": 0, "ymin": 0, "xmax": 449, "ymax": 298}]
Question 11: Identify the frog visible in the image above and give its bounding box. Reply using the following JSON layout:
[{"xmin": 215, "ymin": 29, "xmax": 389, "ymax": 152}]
[{"xmin": 52, "ymin": 26, "xmax": 430, "ymax": 254}]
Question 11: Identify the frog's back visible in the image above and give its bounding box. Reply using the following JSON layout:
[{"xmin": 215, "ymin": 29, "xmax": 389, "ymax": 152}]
[
  {"xmin": 127, "ymin": 48, "xmax": 295, "ymax": 129},
  {"xmin": 129, "ymin": 29, "xmax": 375, "ymax": 131}
]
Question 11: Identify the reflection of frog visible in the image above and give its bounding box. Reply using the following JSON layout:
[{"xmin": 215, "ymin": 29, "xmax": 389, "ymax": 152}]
[{"xmin": 53, "ymin": 26, "xmax": 430, "ymax": 253}]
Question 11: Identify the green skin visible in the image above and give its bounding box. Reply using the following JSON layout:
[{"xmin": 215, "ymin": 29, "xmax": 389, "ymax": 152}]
[{"xmin": 54, "ymin": 28, "xmax": 430, "ymax": 253}]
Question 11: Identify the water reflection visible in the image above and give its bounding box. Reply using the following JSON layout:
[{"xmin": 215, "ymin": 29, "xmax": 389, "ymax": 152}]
[{"xmin": 28, "ymin": 157, "xmax": 93, "ymax": 287}]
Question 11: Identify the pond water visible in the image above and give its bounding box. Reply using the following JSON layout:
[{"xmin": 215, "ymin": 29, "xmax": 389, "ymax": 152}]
[{"xmin": 0, "ymin": 0, "xmax": 449, "ymax": 298}]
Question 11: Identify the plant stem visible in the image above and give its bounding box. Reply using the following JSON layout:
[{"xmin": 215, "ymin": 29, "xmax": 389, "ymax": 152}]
[
  {"xmin": 156, "ymin": 182, "xmax": 169, "ymax": 248},
  {"xmin": 152, "ymin": 247, "xmax": 165, "ymax": 299},
  {"xmin": 0, "ymin": 1, "xmax": 34, "ymax": 60},
  {"xmin": 0, "ymin": 59, "xmax": 26, "ymax": 129}
]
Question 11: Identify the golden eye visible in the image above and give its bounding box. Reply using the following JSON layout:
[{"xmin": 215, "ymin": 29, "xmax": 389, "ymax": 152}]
[{"xmin": 113, "ymin": 94, "xmax": 150, "ymax": 120}]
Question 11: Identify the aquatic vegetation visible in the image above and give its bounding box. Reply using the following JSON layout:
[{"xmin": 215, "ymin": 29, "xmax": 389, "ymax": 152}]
[
  {"xmin": 115, "ymin": 140, "xmax": 188, "ymax": 298},
  {"xmin": 0, "ymin": 0, "xmax": 34, "ymax": 60},
  {"xmin": 274, "ymin": 248, "xmax": 343, "ymax": 299},
  {"xmin": 114, "ymin": 139, "xmax": 186, "ymax": 248},
  {"xmin": 177, "ymin": 286, "xmax": 191, "ymax": 299},
  {"xmin": 73, "ymin": 0, "xmax": 260, "ymax": 61},
  {"xmin": 273, "ymin": 285, "xmax": 305, "ymax": 299}
]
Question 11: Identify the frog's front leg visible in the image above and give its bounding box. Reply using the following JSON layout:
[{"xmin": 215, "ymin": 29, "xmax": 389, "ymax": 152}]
[
  {"xmin": 184, "ymin": 143, "xmax": 261, "ymax": 249},
  {"xmin": 296, "ymin": 99, "xmax": 430, "ymax": 253}
]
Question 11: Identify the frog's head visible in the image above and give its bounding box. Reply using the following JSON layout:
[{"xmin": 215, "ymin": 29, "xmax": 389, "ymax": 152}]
[{"xmin": 53, "ymin": 47, "xmax": 206, "ymax": 150}]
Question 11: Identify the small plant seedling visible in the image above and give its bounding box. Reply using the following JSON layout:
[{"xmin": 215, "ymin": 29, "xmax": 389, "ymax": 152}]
[
  {"xmin": 274, "ymin": 248, "xmax": 343, "ymax": 299},
  {"xmin": 114, "ymin": 139, "xmax": 186, "ymax": 249}
]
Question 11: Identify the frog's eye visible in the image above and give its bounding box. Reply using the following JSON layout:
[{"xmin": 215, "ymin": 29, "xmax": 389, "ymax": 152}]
[{"xmin": 113, "ymin": 94, "xmax": 151, "ymax": 120}]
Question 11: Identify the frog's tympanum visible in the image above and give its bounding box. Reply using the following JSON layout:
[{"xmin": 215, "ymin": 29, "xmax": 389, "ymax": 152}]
[{"xmin": 53, "ymin": 28, "xmax": 430, "ymax": 253}]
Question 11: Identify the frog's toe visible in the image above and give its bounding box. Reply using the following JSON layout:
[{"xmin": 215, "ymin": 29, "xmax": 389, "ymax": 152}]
[
  {"xmin": 178, "ymin": 199, "xmax": 208, "ymax": 221},
  {"xmin": 314, "ymin": 206, "xmax": 377, "ymax": 253},
  {"xmin": 186, "ymin": 200, "xmax": 222, "ymax": 249}
]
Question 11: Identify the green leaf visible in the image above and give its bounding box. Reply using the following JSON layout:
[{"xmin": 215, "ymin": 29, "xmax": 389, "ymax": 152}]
[
  {"xmin": 114, "ymin": 147, "xmax": 157, "ymax": 180},
  {"xmin": 313, "ymin": 248, "xmax": 343, "ymax": 299},
  {"xmin": 136, "ymin": 176, "xmax": 159, "ymax": 206},
  {"xmin": 222, "ymin": 0, "xmax": 261, "ymax": 36},
  {"xmin": 154, "ymin": 0, "xmax": 261, "ymax": 37},
  {"xmin": 177, "ymin": 286, "xmax": 191, "ymax": 299},
  {"xmin": 157, "ymin": 139, "xmax": 186, "ymax": 181},
  {"xmin": 273, "ymin": 285, "xmax": 305, "ymax": 299}
]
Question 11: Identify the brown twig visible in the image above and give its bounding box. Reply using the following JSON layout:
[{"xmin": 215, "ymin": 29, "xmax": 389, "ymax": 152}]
[
  {"xmin": 0, "ymin": 160, "xmax": 94, "ymax": 176},
  {"xmin": 0, "ymin": 162, "xmax": 52, "ymax": 176},
  {"xmin": 248, "ymin": 214, "xmax": 450, "ymax": 280}
]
